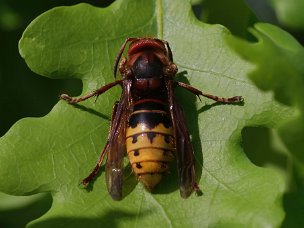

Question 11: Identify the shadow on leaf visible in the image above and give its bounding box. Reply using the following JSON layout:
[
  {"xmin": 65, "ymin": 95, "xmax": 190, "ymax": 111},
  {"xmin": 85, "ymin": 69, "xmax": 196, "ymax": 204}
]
[{"xmin": 29, "ymin": 209, "xmax": 149, "ymax": 228}]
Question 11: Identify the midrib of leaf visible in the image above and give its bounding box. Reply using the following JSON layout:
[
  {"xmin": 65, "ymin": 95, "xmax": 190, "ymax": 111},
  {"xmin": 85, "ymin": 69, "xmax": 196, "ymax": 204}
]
[{"xmin": 156, "ymin": 0, "xmax": 164, "ymax": 39}]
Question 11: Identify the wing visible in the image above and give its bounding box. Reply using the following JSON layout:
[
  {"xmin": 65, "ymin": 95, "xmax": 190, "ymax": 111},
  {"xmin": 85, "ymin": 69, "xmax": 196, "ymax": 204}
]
[
  {"xmin": 166, "ymin": 80, "xmax": 199, "ymax": 198},
  {"xmin": 105, "ymin": 79, "xmax": 133, "ymax": 200}
]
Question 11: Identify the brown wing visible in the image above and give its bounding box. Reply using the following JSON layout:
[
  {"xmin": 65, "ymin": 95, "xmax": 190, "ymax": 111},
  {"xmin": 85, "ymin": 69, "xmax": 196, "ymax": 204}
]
[
  {"xmin": 166, "ymin": 80, "xmax": 198, "ymax": 198},
  {"xmin": 105, "ymin": 79, "xmax": 133, "ymax": 200}
]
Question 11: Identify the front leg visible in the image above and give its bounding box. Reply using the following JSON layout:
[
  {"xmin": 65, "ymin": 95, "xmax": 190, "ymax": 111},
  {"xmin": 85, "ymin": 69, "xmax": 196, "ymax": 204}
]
[
  {"xmin": 60, "ymin": 80, "xmax": 123, "ymax": 104},
  {"xmin": 176, "ymin": 81, "xmax": 243, "ymax": 103}
]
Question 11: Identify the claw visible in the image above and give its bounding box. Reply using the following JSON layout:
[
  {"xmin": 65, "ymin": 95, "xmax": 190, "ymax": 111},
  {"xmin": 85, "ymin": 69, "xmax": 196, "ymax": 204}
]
[
  {"xmin": 230, "ymin": 96, "xmax": 244, "ymax": 103},
  {"xmin": 94, "ymin": 94, "xmax": 100, "ymax": 103},
  {"xmin": 60, "ymin": 94, "xmax": 72, "ymax": 102}
]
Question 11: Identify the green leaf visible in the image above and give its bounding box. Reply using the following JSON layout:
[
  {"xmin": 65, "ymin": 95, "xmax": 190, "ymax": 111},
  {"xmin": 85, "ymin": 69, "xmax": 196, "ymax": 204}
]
[
  {"xmin": 228, "ymin": 23, "xmax": 304, "ymax": 160},
  {"xmin": 0, "ymin": 192, "xmax": 51, "ymax": 228},
  {"xmin": 1, "ymin": 1, "xmax": 291, "ymax": 227},
  {"xmin": 228, "ymin": 22, "xmax": 304, "ymax": 227},
  {"xmin": 269, "ymin": 0, "xmax": 304, "ymax": 29}
]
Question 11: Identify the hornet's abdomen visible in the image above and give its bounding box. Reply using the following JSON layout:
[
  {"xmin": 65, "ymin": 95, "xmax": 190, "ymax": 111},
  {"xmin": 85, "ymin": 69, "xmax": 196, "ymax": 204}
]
[{"xmin": 126, "ymin": 100, "xmax": 175, "ymax": 191}]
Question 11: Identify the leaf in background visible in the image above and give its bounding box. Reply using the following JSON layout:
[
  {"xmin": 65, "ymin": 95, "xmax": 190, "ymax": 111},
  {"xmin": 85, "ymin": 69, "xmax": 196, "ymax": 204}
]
[
  {"xmin": 269, "ymin": 0, "xmax": 304, "ymax": 29},
  {"xmin": 0, "ymin": 0, "xmax": 292, "ymax": 227},
  {"xmin": 228, "ymin": 22, "xmax": 304, "ymax": 227}
]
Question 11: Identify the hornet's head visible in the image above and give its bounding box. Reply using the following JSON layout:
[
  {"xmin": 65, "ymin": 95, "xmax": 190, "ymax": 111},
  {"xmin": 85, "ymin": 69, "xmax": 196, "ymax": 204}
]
[{"xmin": 114, "ymin": 38, "xmax": 177, "ymax": 79}]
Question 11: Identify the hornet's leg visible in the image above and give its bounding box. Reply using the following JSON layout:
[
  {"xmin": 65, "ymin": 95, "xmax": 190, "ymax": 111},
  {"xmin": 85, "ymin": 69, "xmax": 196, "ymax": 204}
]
[
  {"xmin": 60, "ymin": 80, "xmax": 123, "ymax": 104},
  {"xmin": 176, "ymin": 81, "xmax": 243, "ymax": 103},
  {"xmin": 81, "ymin": 102, "xmax": 119, "ymax": 186}
]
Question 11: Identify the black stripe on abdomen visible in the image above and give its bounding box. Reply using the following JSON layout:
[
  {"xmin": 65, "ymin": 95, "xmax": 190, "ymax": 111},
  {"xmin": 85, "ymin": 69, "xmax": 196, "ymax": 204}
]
[{"xmin": 128, "ymin": 100, "xmax": 171, "ymax": 129}]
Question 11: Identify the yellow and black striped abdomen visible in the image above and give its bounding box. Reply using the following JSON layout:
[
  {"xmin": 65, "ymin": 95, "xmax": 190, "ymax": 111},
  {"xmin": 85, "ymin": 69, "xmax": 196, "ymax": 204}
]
[{"xmin": 126, "ymin": 100, "xmax": 175, "ymax": 191}]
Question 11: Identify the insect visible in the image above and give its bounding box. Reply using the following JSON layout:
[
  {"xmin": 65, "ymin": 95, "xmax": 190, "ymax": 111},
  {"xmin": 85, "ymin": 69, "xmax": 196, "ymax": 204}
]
[{"xmin": 60, "ymin": 38, "xmax": 243, "ymax": 200}]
